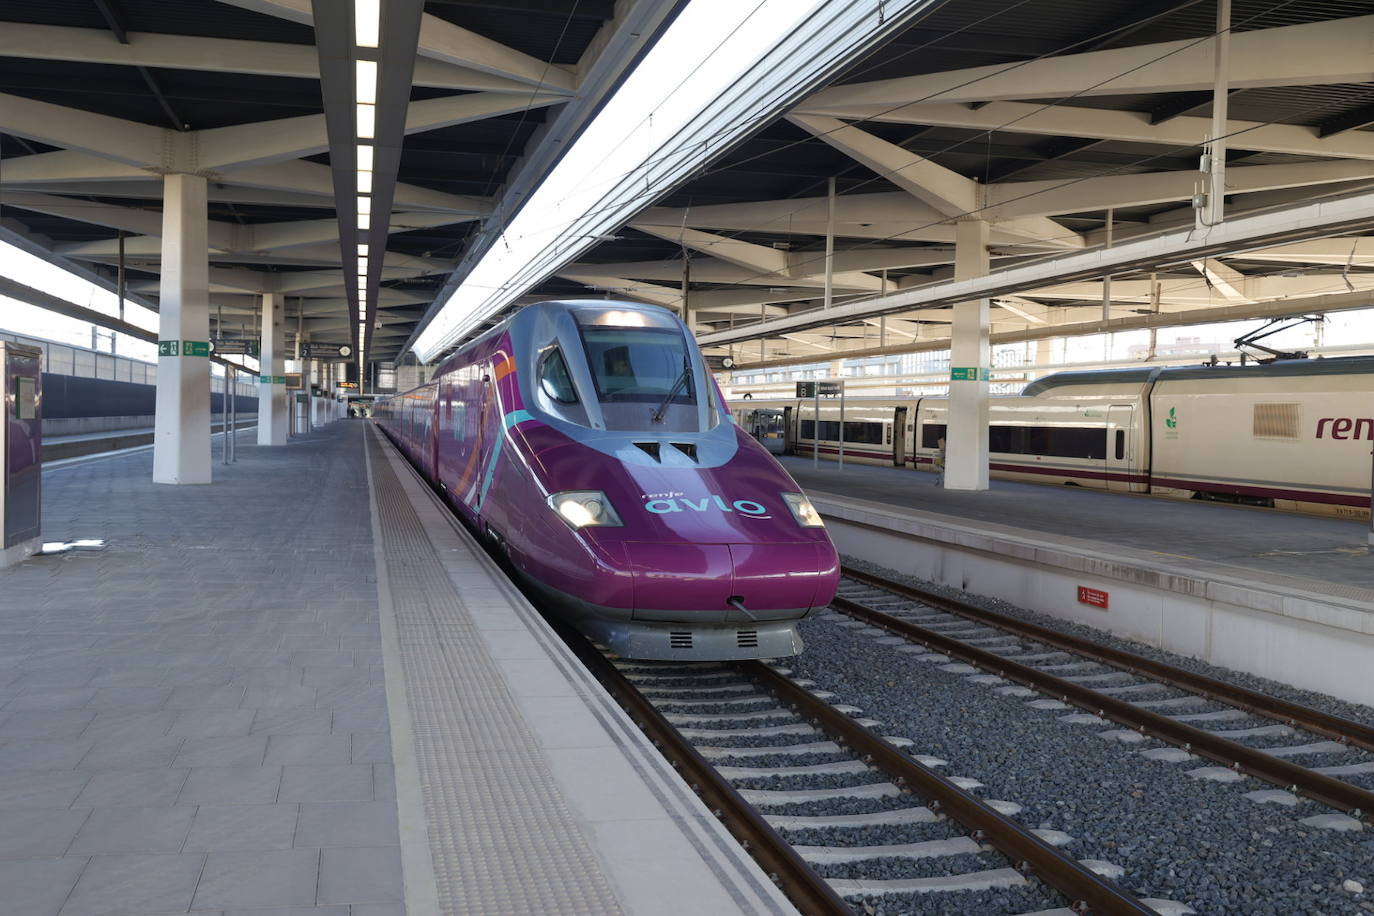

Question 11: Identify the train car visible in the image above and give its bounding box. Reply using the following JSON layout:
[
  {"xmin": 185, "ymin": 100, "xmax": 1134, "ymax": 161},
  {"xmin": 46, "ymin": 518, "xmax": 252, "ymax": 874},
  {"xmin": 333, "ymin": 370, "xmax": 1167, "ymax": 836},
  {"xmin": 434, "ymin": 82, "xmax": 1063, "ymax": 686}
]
[
  {"xmin": 374, "ymin": 301, "xmax": 839, "ymax": 660},
  {"xmin": 731, "ymin": 356, "xmax": 1374, "ymax": 518}
]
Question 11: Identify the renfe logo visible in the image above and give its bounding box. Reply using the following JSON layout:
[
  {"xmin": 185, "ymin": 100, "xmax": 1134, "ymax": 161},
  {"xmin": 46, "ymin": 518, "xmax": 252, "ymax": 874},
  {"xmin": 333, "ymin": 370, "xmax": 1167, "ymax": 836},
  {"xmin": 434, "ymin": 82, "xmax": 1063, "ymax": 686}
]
[
  {"xmin": 645, "ymin": 495, "xmax": 769, "ymax": 516},
  {"xmin": 1316, "ymin": 417, "xmax": 1374, "ymax": 440}
]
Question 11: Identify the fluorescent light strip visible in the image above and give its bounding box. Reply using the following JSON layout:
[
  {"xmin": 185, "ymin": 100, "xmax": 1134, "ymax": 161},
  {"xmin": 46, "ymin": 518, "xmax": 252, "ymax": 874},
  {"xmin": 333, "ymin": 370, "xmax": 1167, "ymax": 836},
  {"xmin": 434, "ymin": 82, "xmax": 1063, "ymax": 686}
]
[
  {"xmin": 358, "ymin": 171, "xmax": 372, "ymax": 194},
  {"xmin": 359, "ymin": 214, "xmax": 371, "ymax": 230},
  {"xmin": 355, "ymin": 0, "xmax": 379, "ymax": 48},
  {"xmin": 355, "ymin": 59, "xmax": 377, "ymax": 105},
  {"xmin": 356, "ymin": 104, "xmax": 375, "ymax": 139},
  {"xmin": 357, "ymin": 144, "xmax": 374, "ymax": 172},
  {"xmin": 414, "ymin": 0, "xmax": 929, "ymax": 362}
]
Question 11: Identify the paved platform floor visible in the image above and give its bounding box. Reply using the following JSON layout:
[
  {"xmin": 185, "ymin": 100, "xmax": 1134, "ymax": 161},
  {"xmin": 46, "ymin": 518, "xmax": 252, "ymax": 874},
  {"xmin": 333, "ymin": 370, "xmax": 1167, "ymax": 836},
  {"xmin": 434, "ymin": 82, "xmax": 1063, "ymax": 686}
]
[
  {"xmin": 1, "ymin": 422, "xmax": 400, "ymax": 916},
  {"xmin": 780, "ymin": 455, "xmax": 1374, "ymax": 597},
  {"xmin": 0, "ymin": 421, "xmax": 795, "ymax": 916}
]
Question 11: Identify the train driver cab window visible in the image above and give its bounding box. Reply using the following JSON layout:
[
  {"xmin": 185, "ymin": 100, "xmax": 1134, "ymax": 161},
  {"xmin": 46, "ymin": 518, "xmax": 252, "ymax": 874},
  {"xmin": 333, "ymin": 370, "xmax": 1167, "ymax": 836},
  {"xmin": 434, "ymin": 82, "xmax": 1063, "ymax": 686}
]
[
  {"xmin": 538, "ymin": 348, "xmax": 578, "ymax": 404},
  {"xmin": 579, "ymin": 327, "xmax": 699, "ymax": 431}
]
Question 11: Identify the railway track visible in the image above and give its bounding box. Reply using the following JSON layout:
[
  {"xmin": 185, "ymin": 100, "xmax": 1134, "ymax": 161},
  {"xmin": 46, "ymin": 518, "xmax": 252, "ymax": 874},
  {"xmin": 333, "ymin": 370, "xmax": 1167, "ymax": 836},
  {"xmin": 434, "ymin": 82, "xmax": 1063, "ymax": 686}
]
[
  {"xmin": 556, "ymin": 621, "xmax": 1190, "ymax": 915},
  {"xmin": 835, "ymin": 566, "xmax": 1374, "ymax": 829}
]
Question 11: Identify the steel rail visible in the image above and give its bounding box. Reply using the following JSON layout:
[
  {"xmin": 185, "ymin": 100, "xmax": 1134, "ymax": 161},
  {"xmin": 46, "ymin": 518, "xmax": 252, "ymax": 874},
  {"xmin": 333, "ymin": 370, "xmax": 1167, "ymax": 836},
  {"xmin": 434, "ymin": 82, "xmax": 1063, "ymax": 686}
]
[
  {"xmin": 739, "ymin": 660, "xmax": 1158, "ymax": 916},
  {"xmin": 551, "ymin": 624, "xmax": 855, "ymax": 916},
  {"xmin": 830, "ymin": 592, "xmax": 1374, "ymax": 820},
  {"xmin": 841, "ymin": 565, "xmax": 1374, "ymax": 753}
]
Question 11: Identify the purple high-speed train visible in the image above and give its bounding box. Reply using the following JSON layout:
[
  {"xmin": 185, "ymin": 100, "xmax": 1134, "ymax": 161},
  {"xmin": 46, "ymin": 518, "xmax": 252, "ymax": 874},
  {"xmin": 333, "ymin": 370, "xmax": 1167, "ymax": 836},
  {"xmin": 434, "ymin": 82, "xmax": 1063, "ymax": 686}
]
[{"xmin": 374, "ymin": 300, "xmax": 839, "ymax": 660}]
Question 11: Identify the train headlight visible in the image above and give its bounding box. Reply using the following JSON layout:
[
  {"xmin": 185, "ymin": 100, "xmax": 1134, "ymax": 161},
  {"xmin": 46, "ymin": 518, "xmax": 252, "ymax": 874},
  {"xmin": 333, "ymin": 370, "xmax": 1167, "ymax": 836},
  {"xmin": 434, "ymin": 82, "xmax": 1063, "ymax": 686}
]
[
  {"xmin": 548, "ymin": 491, "xmax": 624, "ymax": 529},
  {"xmin": 781, "ymin": 492, "xmax": 825, "ymax": 528}
]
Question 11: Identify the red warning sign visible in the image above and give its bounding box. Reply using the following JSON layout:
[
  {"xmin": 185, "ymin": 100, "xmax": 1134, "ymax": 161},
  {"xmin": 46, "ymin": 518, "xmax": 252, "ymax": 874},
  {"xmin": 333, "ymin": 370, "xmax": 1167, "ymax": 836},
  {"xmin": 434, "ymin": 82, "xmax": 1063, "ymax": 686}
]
[{"xmin": 1077, "ymin": 586, "xmax": 1109, "ymax": 609}]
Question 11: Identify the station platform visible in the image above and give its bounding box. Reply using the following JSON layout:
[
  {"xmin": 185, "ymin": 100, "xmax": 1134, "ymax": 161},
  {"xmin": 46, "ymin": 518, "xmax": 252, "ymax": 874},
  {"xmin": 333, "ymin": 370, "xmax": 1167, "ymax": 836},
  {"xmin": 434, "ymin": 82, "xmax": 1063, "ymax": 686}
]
[
  {"xmin": 43, "ymin": 420, "xmax": 257, "ymax": 464},
  {"xmin": 0, "ymin": 421, "xmax": 795, "ymax": 916},
  {"xmin": 779, "ymin": 454, "xmax": 1374, "ymax": 706}
]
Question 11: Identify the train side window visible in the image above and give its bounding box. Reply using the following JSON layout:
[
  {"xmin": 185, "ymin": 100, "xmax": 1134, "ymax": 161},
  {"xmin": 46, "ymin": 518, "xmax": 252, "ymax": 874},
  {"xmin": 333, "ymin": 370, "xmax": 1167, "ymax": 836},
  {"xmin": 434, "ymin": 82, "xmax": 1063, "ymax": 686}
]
[
  {"xmin": 539, "ymin": 348, "xmax": 578, "ymax": 403},
  {"xmin": 1114, "ymin": 429, "xmax": 1125, "ymax": 460},
  {"xmin": 921, "ymin": 423, "xmax": 947, "ymax": 448}
]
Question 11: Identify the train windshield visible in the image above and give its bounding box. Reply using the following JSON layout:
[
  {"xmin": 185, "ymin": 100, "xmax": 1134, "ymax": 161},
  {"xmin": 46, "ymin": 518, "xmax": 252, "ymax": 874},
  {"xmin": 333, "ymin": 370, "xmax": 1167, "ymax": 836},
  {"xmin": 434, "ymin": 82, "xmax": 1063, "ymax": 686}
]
[{"xmin": 578, "ymin": 326, "xmax": 700, "ymax": 431}]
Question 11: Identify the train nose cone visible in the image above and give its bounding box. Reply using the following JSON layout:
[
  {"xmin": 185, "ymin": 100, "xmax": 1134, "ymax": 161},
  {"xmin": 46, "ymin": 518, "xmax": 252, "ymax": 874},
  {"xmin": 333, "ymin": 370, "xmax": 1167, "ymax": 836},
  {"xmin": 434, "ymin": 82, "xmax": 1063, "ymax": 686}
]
[{"xmin": 623, "ymin": 541, "xmax": 832, "ymax": 621}]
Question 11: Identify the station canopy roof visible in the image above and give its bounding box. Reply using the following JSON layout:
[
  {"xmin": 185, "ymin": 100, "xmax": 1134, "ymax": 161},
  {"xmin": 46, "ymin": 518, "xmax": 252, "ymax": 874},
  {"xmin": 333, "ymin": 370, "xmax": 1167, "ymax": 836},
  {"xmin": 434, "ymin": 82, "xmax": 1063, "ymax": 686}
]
[{"xmin": 4, "ymin": 0, "xmax": 1374, "ymax": 372}]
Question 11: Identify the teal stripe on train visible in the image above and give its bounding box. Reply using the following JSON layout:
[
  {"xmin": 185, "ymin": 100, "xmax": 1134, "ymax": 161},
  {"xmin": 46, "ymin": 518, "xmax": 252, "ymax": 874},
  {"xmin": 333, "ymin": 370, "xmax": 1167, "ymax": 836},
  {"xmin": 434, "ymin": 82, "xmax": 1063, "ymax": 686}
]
[{"xmin": 479, "ymin": 409, "xmax": 535, "ymax": 507}]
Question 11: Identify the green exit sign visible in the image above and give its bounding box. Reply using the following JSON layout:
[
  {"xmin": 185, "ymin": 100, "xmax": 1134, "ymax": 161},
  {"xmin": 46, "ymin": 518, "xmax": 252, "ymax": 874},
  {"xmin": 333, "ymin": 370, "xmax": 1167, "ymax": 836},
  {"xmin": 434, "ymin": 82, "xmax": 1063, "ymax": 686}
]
[
  {"xmin": 158, "ymin": 340, "xmax": 178, "ymax": 357},
  {"xmin": 950, "ymin": 367, "xmax": 988, "ymax": 381},
  {"xmin": 182, "ymin": 340, "xmax": 210, "ymax": 357}
]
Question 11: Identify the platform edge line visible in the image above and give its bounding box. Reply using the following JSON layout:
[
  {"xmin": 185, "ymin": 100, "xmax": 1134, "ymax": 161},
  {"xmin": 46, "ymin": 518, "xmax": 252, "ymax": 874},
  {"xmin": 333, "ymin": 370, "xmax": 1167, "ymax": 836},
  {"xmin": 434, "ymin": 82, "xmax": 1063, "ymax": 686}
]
[{"xmin": 363, "ymin": 423, "xmax": 443, "ymax": 916}]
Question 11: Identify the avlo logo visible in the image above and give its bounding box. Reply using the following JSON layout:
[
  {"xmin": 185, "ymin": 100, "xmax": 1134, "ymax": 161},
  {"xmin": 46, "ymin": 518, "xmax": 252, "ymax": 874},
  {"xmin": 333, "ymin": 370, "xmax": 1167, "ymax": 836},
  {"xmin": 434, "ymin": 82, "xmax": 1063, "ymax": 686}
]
[{"xmin": 644, "ymin": 494, "xmax": 770, "ymax": 517}]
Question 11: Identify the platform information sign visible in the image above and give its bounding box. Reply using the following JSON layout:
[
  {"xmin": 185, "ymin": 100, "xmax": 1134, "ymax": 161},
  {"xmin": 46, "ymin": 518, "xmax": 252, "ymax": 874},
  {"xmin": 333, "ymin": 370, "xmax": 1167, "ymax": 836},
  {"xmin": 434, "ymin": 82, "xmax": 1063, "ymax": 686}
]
[
  {"xmin": 950, "ymin": 367, "xmax": 989, "ymax": 381},
  {"xmin": 212, "ymin": 339, "xmax": 259, "ymax": 357},
  {"xmin": 796, "ymin": 381, "xmax": 843, "ymax": 397}
]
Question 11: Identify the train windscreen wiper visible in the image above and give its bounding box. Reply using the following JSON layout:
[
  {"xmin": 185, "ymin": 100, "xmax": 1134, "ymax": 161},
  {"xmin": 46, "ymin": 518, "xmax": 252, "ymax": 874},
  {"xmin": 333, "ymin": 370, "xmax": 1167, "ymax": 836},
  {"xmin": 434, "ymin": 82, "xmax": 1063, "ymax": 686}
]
[{"xmin": 651, "ymin": 357, "xmax": 692, "ymax": 424}]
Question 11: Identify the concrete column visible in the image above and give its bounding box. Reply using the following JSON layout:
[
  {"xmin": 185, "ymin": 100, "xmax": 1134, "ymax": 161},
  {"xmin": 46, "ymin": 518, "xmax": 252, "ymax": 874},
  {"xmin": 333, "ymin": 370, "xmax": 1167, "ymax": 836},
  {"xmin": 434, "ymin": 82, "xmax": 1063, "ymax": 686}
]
[
  {"xmin": 257, "ymin": 293, "xmax": 288, "ymax": 445},
  {"xmin": 153, "ymin": 174, "xmax": 212, "ymax": 485},
  {"xmin": 945, "ymin": 219, "xmax": 990, "ymax": 491}
]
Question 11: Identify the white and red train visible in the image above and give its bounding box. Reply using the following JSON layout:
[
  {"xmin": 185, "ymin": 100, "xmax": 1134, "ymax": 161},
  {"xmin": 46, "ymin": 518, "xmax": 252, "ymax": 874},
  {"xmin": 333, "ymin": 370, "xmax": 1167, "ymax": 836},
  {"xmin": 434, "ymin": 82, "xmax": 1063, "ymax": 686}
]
[{"xmin": 733, "ymin": 357, "xmax": 1374, "ymax": 518}]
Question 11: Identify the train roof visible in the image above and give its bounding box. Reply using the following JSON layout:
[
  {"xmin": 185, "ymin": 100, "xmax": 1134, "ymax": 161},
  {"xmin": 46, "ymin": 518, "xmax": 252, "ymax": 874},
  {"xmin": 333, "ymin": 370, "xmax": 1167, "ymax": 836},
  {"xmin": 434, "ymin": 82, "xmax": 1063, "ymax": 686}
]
[{"xmin": 1022, "ymin": 355, "xmax": 1374, "ymax": 396}]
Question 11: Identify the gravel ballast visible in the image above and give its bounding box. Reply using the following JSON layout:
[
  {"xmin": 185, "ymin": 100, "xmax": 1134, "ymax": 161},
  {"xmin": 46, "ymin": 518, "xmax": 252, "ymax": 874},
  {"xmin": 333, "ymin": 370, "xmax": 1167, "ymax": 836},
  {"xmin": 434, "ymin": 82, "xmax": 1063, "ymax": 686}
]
[{"xmin": 780, "ymin": 559, "xmax": 1374, "ymax": 915}]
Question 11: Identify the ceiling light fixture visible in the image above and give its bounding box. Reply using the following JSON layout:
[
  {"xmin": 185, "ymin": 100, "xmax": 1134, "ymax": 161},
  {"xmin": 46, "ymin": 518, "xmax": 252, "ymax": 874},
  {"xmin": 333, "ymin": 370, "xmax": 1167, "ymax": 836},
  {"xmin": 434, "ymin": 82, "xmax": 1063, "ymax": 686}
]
[
  {"xmin": 357, "ymin": 145, "xmax": 374, "ymax": 172},
  {"xmin": 355, "ymin": 0, "xmax": 379, "ymax": 48},
  {"xmin": 356, "ymin": 104, "xmax": 375, "ymax": 140},
  {"xmin": 355, "ymin": 59, "xmax": 377, "ymax": 104},
  {"xmin": 413, "ymin": 0, "xmax": 929, "ymax": 362}
]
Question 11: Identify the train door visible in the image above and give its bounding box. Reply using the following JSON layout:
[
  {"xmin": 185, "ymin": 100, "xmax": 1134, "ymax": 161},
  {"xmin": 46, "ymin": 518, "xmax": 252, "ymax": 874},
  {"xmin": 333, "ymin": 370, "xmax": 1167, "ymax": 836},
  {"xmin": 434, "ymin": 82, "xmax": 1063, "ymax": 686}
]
[
  {"xmin": 1106, "ymin": 405, "xmax": 1133, "ymax": 491},
  {"xmin": 892, "ymin": 406, "xmax": 908, "ymax": 466},
  {"xmin": 782, "ymin": 405, "xmax": 795, "ymax": 454}
]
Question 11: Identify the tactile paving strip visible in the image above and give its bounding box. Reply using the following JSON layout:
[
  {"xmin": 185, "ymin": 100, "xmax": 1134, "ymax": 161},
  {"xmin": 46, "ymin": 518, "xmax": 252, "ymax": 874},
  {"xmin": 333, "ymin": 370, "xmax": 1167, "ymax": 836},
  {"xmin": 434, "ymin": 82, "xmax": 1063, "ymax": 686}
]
[{"xmin": 366, "ymin": 433, "xmax": 625, "ymax": 915}]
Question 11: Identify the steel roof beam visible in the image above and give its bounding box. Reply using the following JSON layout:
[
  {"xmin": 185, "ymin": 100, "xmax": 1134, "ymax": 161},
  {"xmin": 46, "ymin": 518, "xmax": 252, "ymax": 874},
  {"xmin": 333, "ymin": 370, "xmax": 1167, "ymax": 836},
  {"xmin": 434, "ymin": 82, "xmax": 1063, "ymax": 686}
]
[
  {"xmin": 1236, "ymin": 237, "xmax": 1374, "ymax": 265},
  {"xmin": 1316, "ymin": 102, "xmax": 1374, "ymax": 140},
  {"xmin": 788, "ymin": 113, "xmax": 1081, "ymax": 249},
  {"xmin": 697, "ymin": 188, "xmax": 1374, "ymax": 347},
  {"xmin": 0, "ymin": 92, "xmax": 161, "ymax": 166},
  {"xmin": 219, "ymin": 161, "xmax": 487, "ymax": 215},
  {"xmin": 797, "ymin": 100, "xmax": 1374, "ymax": 162},
  {"xmin": 561, "ymin": 257, "xmax": 881, "ymax": 291},
  {"xmin": 53, "ymin": 212, "xmax": 465, "ymax": 259},
  {"xmin": 216, "ymin": 0, "xmax": 577, "ymax": 92},
  {"xmin": 0, "ymin": 180, "xmax": 336, "ymax": 209},
  {"xmin": 93, "ymin": 0, "xmax": 186, "ymax": 130},
  {"xmin": 983, "ymin": 160, "xmax": 1374, "ymax": 221},
  {"xmin": 0, "ymin": 23, "xmax": 535, "ymax": 93},
  {"xmin": 196, "ymin": 91, "xmax": 568, "ymax": 171},
  {"xmin": 628, "ymin": 225, "xmax": 884, "ymax": 291},
  {"xmin": 636, "ymin": 193, "xmax": 1071, "ymax": 247},
  {"xmin": 803, "ymin": 15, "xmax": 1374, "ymax": 109}
]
